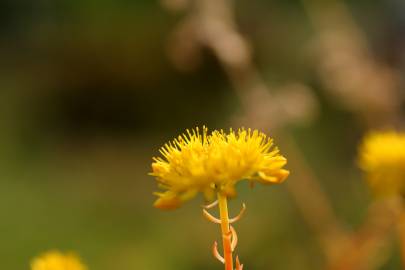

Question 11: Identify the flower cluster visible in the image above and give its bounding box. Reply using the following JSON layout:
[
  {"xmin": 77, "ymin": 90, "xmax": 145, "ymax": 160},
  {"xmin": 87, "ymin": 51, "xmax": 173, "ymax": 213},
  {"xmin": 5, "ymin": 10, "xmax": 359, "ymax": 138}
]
[
  {"xmin": 150, "ymin": 127, "xmax": 289, "ymax": 209},
  {"xmin": 358, "ymin": 131, "xmax": 405, "ymax": 196},
  {"xmin": 31, "ymin": 251, "xmax": 87, "ymax": 270}
]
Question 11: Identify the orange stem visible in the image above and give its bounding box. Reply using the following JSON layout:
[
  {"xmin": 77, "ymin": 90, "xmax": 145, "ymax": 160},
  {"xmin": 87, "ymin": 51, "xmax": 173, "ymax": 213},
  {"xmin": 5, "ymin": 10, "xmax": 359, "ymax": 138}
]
[
  {"xmin": 398, "ymin": 212, "xmax": 405, "ymax": 268},
  {"xmin": 218, "ymin": 192, "xmax": 233, "ymax": 270}
]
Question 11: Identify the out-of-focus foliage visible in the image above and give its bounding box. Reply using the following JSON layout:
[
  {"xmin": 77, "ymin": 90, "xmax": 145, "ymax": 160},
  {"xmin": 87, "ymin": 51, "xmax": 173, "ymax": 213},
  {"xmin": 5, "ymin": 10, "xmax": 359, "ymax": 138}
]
[{"xmin": 0, "ymin": 0, "xmax": 404, "ymax": 269}]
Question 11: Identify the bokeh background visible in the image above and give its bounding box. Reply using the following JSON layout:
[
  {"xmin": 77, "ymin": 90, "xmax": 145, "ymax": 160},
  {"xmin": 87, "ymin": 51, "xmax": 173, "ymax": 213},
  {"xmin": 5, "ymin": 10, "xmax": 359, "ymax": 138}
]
[{"xmin": 1, "ymin": 0, "xmax": 404, "ymax": 269}]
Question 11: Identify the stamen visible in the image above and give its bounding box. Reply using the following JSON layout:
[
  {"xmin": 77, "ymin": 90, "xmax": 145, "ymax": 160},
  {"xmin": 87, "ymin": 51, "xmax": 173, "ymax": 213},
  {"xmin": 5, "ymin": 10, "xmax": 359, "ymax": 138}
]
[
  {"xmin": 203, "ymin": 208, "xmax": 221, "ymax": 224},
  {"xmin": 229, "ymin": 203, "xmax": 246, "ymax": 223},
  {"xmin": 212, "ymin": 241, "xmax": 225, "ymax": 264}
]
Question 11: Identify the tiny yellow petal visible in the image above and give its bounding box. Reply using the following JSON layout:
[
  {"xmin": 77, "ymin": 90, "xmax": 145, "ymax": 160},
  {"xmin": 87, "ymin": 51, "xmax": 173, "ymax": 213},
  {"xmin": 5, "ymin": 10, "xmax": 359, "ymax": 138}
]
[
  {"xmin": 358, "ymin": 130, "xmax": 405, "ymax": 196},
  {"xmin": 154, "ymin": 195, "xmax": 182, "ymax": 210},
  {"xmin": 31, "ymin": 251, "xmax": 87, "ymax": 270}
]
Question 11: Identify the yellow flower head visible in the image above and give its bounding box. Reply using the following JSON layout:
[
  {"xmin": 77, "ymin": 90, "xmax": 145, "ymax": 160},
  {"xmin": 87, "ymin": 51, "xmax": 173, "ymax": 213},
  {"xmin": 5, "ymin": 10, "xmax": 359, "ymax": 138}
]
[
  {"xmin": 358, "ymin": 131, "xmax": 405, "ymax": 196},
  {"xmin": 150, "ymin": 127, "xmax": 289, "ymax": 209},
  {"xmin": 31, "ymin": 251, "xmax": 87, "ymax": 270}
]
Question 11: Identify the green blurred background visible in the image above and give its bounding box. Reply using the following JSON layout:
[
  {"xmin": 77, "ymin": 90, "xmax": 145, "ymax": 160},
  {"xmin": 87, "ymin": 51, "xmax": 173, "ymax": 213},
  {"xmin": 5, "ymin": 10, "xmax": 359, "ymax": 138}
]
[{"xmin": 0, "ymin": 0, "xmax": 404, "ymax": 269}]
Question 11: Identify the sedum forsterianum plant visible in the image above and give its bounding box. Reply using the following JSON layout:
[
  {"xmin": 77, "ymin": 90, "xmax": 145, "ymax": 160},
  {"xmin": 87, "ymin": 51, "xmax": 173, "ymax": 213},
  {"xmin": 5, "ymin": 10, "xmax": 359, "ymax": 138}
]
[
  {"xmin": 358, "ymin": 131, "xmax": 405, "ymax": 197},
  {"xmin": 150, "ymin": 127, "xmax": 289, "ymax": 270},
  {"xmin": 358, "ymin": 131, "xmax": 405, "ymax": 267},
  {"xmin": 31, "ymin": 251, "xmax": 87, "ymax": 270}
]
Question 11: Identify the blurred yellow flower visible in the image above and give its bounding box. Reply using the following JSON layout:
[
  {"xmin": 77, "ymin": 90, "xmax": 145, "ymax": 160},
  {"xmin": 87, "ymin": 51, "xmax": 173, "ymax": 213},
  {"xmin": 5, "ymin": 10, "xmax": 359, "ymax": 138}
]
[
  {"xmin": 31, "ymin": 251, "xmax": 87, "ymax": 270},
  {"xmin": 150, "ymin": 127, "xmax": 289, "ymax": 209},
  {"xmin": 359, "ymin": 131, "xmax": 405, "ymax": 196}
]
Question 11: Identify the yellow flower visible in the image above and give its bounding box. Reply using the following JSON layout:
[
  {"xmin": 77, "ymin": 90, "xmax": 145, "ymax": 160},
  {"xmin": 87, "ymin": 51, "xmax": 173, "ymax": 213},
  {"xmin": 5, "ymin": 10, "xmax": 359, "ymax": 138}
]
[
  {"xmin": 150, "ymin": 127, "xmax": 289, "ymax": 209},
  {"xmin": 358, "ymin": 131, "xmax": 405, "ymax": 196},
  {"xmin": 31, "ymin": 251, "xmax": 87, "ymax": 270}
]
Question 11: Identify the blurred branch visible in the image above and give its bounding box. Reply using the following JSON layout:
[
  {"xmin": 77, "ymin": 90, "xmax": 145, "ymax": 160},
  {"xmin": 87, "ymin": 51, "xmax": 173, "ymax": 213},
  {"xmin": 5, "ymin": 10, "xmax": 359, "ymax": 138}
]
[
  {"xmin": 328, "ymin": 198, "xmax": 403, "ymax": 270},
  {"xmin": 162, "ymin": 0, "xmax": 349, "ymax": 264},
  {"xmin": 301, "ymin": 0, "xmax": 403, "ymax": 128},
  {"xmin": 280, "ymin": 134, "xmax": 350, "ymax": 262},
  {"xmin": 165, "ymin": 0, "xmax": 319, "ymax": 129},
  {"xmin": 300, "ymin": 1, "xmax": 405, "ymax": 268}
]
